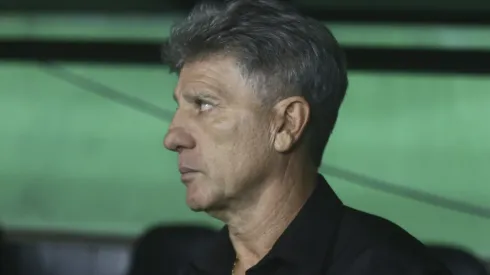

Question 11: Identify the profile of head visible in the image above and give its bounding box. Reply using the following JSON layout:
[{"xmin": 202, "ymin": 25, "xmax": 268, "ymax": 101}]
[{"xmin": 163, "ymin": 0, "xmax": 348, "ymax": 213}]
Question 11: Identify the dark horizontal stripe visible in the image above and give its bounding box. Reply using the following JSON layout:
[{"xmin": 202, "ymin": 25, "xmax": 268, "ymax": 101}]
[
  {"xmin": 3, "ymin": 39, "xmax": 490, "ymax": 74},
  {"xmin": 304, "ymin": 8, "xmax": 490, "ymax": 25},
  {"xmin": 4, "ymin": 228, "xmax": 135, "ymax": 245},
  {"xmin": 1, "ymin": 40, "xmax": 160, "ymax": 65},
  {"xmin": 2, "ymin": 4, "xmax": 490, "ymax": 25},
  {"xmin": 346, "ymin": 47, "xmax": 490, "ymax": 74}
]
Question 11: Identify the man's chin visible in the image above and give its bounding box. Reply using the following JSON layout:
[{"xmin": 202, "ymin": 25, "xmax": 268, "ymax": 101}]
[
  {"xmin": 185, "ymin": 196, "xmax": 210, "ymax": 212},
  {"xmin": 186, "ymin": 199, "xmax": 224, "ymax": 214}
]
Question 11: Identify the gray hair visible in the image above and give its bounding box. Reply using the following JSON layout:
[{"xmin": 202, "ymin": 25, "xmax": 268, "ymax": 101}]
[{"xmin": 163, "ymin": 0, "xmax": 348, "ymax": 167}]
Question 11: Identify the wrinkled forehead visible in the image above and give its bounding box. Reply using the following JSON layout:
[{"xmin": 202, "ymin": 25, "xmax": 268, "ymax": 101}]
[
  {"xmin": 176, "ymin": 60, "xmax": 226, "ymax": 93},
  {"xmin": 173, "ymin": 57, "xmax": 260, "ymax": 103}
]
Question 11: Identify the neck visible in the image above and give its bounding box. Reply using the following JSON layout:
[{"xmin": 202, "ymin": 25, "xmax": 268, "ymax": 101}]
[{"xmin": 222, "ymin": 162, "xmax": 317, "ymax": 270}]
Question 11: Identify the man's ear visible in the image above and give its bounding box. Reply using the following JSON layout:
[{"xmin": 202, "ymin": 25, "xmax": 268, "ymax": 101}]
[{"xmin": 271, "ymin": 96, "xmax": 310, "ymax": 153}]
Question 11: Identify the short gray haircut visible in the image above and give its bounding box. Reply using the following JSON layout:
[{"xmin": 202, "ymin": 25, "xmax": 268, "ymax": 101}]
[{"xmin": 163, "ymin": 0, "xmax": 348, "ymax": 167}]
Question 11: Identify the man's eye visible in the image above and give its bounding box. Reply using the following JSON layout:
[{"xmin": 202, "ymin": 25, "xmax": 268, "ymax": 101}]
[{"xmin": 195, "ymin": 99, "xmax": 214, "ymax": 112}]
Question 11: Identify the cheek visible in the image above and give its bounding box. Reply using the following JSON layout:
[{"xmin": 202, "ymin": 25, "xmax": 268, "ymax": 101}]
[
  {"xmin": 198, "ymin": 113, "xmax": 274, "ymax": 195},
  {"xmin": 198, "ymin": 109, "xmax": 273, "ymax": 172},
  {"xmin": 212, "ymin": 113, "xmax": 271, "ymax": 167},
  {"xmin": 210, "ymin": 110, "xmax": 267, "ymax": 147},
  {"xmin": 210, "ymin": 111, "xmax": 241, "ymax": 133}
]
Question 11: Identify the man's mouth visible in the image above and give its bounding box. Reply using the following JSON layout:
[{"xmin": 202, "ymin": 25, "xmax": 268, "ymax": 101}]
[{"xmin": 179, "ymin": 166, "xmax": 199, "ymax": 182}]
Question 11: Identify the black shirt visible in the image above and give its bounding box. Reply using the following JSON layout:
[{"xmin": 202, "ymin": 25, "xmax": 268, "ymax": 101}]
[{"xmin": 182, "ymin": 174, "xmax": 452, "ymax": 275}]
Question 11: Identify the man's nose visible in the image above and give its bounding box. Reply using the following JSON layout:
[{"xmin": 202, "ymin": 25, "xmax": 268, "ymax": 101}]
[{"xmin": 164, "ymin": 126, "xmax": 196, "ymax": 152}]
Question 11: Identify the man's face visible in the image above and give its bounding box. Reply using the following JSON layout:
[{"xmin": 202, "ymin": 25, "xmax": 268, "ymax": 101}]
[{"xmin": 164, "ymin": 57, "xmax": 276, "ymax": 212}]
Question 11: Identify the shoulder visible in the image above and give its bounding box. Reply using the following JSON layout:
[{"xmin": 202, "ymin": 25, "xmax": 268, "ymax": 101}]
[
  {"xmin": 336, "ymin": 206, "xmax": 426, "ymax": 250},
  {"xmin": 336, "ymin": 243, "xmax": 452, "ymax": 275},
  {"xmin": 328, "ymin": 206, "xmax": 451, "ymax": 275}
]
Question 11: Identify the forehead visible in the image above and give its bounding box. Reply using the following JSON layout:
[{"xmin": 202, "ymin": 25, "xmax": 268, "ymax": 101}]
[{"xmin": 174, "ymin": 57, "xmax": 252, "ymax": 100}]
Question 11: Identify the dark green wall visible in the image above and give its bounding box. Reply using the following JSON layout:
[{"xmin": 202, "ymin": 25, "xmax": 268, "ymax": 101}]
[
  {"xmin": 1, "ymin": 62, "xmax": 489, "ymax": 257},
  {"xmin": 1, "ymin": 16, "xmax": 489, "ymax": 258}
]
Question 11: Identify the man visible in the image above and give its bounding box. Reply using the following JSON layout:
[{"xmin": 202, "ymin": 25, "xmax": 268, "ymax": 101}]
[{"xmin": 162, "ymin": 0, "xmax": 451, "ymax": 274}]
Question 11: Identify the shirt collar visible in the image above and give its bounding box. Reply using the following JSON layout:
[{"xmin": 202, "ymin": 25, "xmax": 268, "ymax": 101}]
[{"xmin": 191, "ymin": 174, "xmax": 345, "ymax": 274}]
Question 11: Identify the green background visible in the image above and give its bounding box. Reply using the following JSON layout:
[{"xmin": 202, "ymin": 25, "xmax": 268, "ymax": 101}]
[{"xmin": 0, "ymin": 15, "xmax": 489, "ymax": 258}]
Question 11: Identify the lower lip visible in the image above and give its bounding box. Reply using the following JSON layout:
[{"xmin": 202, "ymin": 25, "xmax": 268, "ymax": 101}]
[{"xmin": 181, "ymin": 172, "xmax": 198, "ymax": 182}]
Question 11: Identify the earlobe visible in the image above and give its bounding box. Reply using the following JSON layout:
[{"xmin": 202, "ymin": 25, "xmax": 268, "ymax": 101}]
[{"xmin": 274, "ymin": 131, "xmax": 294, "ymax": 152}]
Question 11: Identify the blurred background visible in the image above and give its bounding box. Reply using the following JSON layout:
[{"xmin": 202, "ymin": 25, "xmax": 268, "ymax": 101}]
[{"xmin": 0, "ymin": 0, "xmax": 489, "ymax": 274}]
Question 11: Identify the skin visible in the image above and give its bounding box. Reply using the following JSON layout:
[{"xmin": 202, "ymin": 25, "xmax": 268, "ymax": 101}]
[{"xmin": 164, "ymin": 56, "xmax": 318, "ymax": 274}]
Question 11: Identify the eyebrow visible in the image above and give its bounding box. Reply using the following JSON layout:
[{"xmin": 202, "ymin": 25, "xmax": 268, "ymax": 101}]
[
  {"xmin": 175, "ymin": 90, "xmax": 221, "ymax": 104},
  {"xmin": 192, "ymin": 91, "xmax": 220, "ymax": 101}
]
